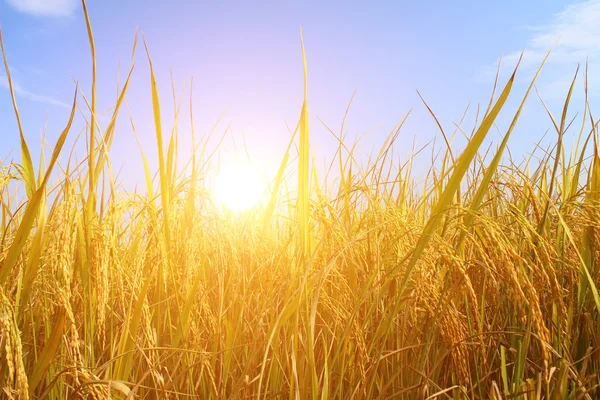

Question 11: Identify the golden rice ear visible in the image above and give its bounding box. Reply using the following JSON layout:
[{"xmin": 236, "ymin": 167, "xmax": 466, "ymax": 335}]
[{"xmin": 0, "ymin": 293, "xmax": 29, "ymax": 399}]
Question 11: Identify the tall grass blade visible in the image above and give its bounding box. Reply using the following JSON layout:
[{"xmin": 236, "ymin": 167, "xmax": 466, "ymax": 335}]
[
  {"xmin": 0, "ymin": 87, "xmax": 77, "ymax": 284},
  {"xmin": 399, "ymin": 53, "xmax": 522, "ymax": 292},
  {"xmin": 0, "ymin": 28, "xmax": 36, "ymax": 199},
  {"xmin": 298, "ymin": 27, "xmax": 311, "ymax": 266},
  {"xmin": 458, "ymin": 48, "xmax": 553, "ymax": 251},
  {"xmin": 28, "ymin": 308, "xmax": 66, "ymax": 395}
]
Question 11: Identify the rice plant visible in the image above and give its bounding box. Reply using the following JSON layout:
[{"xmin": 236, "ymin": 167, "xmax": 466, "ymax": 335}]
[{"xmin": 0, "ymin": 2, "xmax": 599, "ymax": 399}]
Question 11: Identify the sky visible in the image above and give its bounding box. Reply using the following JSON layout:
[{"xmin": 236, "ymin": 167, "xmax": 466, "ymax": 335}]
[{"xmin": 1, "ymin": 0, "xmax": 599, "ymax": 191}]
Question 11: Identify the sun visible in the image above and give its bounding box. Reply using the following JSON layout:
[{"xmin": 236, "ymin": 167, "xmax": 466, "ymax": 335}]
[{"xmin": 214, "ymin": 162, "xmax": 265, "ymax": 211}]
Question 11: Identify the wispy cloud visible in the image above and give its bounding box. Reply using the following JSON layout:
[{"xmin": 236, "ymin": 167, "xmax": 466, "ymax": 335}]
[
  {"xmin": 5, "ymin": 0, "xmax": 77, "ymax": 17},
  {"xmin": 480, "ymin": 0, "xmax": 600, "ymax": 99},
  {"xmin": 0, "ymin": 76, "xmax": 69, "ymax": 108}
]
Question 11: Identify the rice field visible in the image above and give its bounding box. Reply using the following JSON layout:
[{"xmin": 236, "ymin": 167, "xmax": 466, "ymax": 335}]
[{"xmin": 1, "ymin": 3, "xmax": 600, "ymax": 400}]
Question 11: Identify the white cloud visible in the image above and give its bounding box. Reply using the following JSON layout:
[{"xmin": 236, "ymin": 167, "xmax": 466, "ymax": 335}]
[
  {"xmin": 5, "ymin": 0, "xmax": 78, "ymax": 17},
  {"xmin": 480, "ymin": 0, "xmax": 600, "ymax": 99},
  {"xmin": 0, "ymin": 76, "xmax": 69, "ymax": 108}
]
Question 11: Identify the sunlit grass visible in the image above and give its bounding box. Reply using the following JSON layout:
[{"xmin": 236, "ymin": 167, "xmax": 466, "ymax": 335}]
[{"xmin": 0, "ymin": 2, "xmax": 599, "ymax": 399}]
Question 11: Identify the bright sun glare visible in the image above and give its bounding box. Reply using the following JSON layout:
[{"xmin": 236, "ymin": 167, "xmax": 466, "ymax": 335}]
[{"xmin": 214, "ymin": 163, "xmax": 265, "ymax": 211}]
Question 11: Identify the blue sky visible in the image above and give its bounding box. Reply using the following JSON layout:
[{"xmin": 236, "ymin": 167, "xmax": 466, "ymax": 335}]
[{"xmin": 1, "ymin": 0, "xmax": 598, "ymax": 190}]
